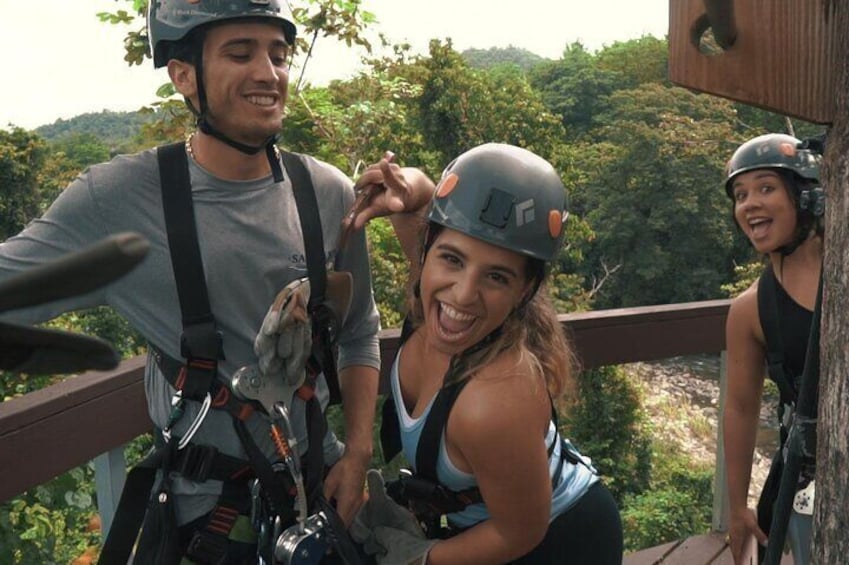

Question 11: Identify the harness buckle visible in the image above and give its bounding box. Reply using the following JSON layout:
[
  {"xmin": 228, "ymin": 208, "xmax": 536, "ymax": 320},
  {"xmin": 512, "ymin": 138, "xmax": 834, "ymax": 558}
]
[
  {"xmin": 180, "ymin": 321, "xmax": 225, "ymax": 361},
  {"xmin": 185, "ymin": 528, "xmax": 229, "ymax": 564}
]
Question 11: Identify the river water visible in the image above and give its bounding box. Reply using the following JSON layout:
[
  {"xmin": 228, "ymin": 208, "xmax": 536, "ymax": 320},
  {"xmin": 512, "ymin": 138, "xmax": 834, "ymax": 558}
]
[
  {"xmin": 655, "ymin": 353, "xmax": 781, "ymax": 456},
  {"xmin": 634, "ymin": 353, "xmax": 780, "ymax": 504}
]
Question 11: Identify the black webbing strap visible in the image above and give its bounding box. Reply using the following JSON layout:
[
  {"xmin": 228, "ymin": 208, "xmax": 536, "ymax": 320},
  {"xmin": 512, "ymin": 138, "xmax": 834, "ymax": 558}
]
[
  {"xmin": 416, "ymin": 379, "xmax": 470, "ymax": 483},
  {"xmin": 157, "ymin": 142, "xmax": 222, "ymax": 400},
  {"xmin": 304, "ymin": 396, "xmax": 328, "ymax": 504},
  {"xmin": 279, "ymin": 151, "xmax": 327, "ymax": 309},
  {"xmin": 757, "ymin": 264, "xmax": 798, "ymax": 408},
  {"xmin": 380, "ymin": 318, "xmax": 416, "ymax": 462},
  {"xmin": 231, "ymin": 418, "xmax": 295, "ymax": 522},
  {"xmin": 278, "ymin": 151, "xmax": 344, "ymax": 406},
  {"xmin": 98, "ymin": 447, "xmax": 168, "ymax": 565},
  {"xmin": 98, "ymin": 443, "xmax": 253, "ymax": 565}
]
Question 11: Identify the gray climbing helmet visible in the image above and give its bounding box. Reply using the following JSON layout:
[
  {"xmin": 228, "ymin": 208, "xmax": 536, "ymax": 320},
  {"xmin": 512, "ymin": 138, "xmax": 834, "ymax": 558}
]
[
  {"xmin": 428, "ymin": 143, "xmax": 568, "ymax": 262},
  {"xmin": 724, "ymin": 133, "xmax": 821, "ymax": 199},
  {"xmin": 148, "ymin": 0, "xmax": 297, "ymax": 68}
]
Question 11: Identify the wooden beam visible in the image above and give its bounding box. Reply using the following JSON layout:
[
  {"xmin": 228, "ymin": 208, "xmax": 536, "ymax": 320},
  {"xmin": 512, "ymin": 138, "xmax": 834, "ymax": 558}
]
[
  {"xmin": 0, "ymin": 357, "xmax": 150, "ymax": 501},
  {"xmin": 0, "ymin": 300, "xmax": 731, "ymax": 502},
  {"xmin": 669, "ymin": 0, "xmax": 840, "ymax": 124}
]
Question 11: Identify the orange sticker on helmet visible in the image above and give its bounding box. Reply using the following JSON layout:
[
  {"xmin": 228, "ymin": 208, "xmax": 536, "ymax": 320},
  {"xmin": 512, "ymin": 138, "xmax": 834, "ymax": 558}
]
[
  {"xmin": 779, "ymin": 143, "xmax": 797, "ymax": 157},
  {"xmin": 548, "ymin": 210, "xmax": 563, "ymax": 239},
  {"xmin": 436, "ymin": 173, "xmax": 459, "ymax": 198}
]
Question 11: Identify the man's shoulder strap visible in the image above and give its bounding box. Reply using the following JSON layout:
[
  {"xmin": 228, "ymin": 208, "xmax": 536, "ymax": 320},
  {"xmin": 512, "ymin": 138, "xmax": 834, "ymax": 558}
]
[
  {"xmin": 278, "ymin": 150, "xmax": 327, "ymax": 305},
  {"xmin": 156, "ymin": 141, "xmax": 222, "ymax": 399},
  {"xmin": 278, "ymin": 150, "xmax": 344, "ymax": 405}
]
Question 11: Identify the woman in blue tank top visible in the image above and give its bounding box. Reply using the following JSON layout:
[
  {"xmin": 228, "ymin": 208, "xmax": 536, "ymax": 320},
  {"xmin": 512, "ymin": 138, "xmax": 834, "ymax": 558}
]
[
  {"xmin": 722, "ymin": 133, "xmax": 824, "ymax": 565},
  {"xmin": 348, "ymin": 144, "xmax": 623, "ymax": 564}
]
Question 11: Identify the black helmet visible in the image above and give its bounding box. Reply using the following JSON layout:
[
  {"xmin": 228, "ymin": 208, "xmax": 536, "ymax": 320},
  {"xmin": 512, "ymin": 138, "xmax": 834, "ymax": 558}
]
[
  {"xmin": 428, "ymin": 144, "xmax": 568, "ymax": 262},
  {"xmin": 723, "ymin": 133, "xmax": 821, "ymax": 199},
  {"xmin": 148, "ymin": 0, "xmax": 297, "ymax": 68}
]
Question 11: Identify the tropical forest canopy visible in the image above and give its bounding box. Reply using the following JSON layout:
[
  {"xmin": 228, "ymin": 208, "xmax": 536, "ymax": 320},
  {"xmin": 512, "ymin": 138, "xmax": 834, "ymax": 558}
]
[{"xmin": 5, "ymin": 35, "xmax": 824, "ymax": 324}]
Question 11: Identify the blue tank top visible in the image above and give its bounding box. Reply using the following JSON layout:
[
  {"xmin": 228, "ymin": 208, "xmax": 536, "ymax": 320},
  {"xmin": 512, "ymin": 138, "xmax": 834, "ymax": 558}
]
[{"xmin": 390, "ymin": 347, "xmax": 599, "ymax": 528}]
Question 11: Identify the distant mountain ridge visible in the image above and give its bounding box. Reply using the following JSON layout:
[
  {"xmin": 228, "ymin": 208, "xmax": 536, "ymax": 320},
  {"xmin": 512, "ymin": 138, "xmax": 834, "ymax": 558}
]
[
  {"xmin": 35, "ymin": 109, "xmax": 154, "ymax": 148},
  {"xmin": 461, "ymin": 45, "xmax": 548, "ymax": 71},
  {"xmin": 32, "ymin": 47, "xmax": 545, "ymax": 147}
]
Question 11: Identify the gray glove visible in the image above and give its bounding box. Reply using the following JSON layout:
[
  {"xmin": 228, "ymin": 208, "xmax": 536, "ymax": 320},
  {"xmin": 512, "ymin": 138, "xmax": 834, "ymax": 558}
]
[
  {"xmin": 254, "ymin": 277, "xmax": 312, "ymax": 386},
  {"xmin": 351, "ymin": 470, "xmax": 435, "ymax": 561},
  {"xmin": 372, "ymin": 525, "xmax": 436, "ymax": 565}
]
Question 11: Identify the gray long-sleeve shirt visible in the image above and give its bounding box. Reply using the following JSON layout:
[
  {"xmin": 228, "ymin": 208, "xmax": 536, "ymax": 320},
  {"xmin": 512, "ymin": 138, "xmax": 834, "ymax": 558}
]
[{"xmin": 0, "ymin": 146, "xmax": 381, "ymax": 523}]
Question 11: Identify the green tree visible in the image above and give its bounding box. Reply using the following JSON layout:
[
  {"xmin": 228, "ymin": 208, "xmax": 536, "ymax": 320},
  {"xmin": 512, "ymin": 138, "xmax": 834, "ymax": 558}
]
[
  {"xmin": 573, "ymin": 84, "xmax": 740, "ymax": 307},
  {"xmin": 416, "ymin": 39, "xmax": 565, "ymax": 166},
  {"xmin": 594, "ymin": 35, "xmax": 669, "ymax": 89},
  {"xmin": 528, "ymin": 42, "xmax": 622, "ymax": 141},
  {"xmin": 0, "ymin": 128, "xmax": 47, "ymax": 239},
  {"xmin": 461, "ymin": 45, "xmax": 546, "ymax": 72},
  {"xmin": 283, "ymin": 74, "xmax": 428, "ymax": 176},
  {"xmin": 563, "ymin": 366, "xmax": 652, "ymax": 503}
]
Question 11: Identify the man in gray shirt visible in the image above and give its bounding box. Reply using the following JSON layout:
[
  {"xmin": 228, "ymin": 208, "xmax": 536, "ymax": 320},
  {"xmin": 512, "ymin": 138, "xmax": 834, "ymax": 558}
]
[{"xmin": 0, "ymin": 0, "xmax": 433, "ymax": 562}]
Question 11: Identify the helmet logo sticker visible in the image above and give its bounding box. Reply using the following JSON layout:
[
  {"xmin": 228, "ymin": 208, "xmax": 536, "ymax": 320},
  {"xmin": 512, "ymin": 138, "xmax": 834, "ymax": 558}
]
[
  {"xmin": 516, "ymin": 199, "xmax": 535, "ymax": 227},
  {"xmin": 548, "ymin": 210, "xmax": 564, "ymax": 239},
  {"xmin": 436, "ymin": 173, "xmax": 459, "ymax": 198},
  {"xmin": 480, "ymin": 188, "xmax": 515, "ymax": 229}
]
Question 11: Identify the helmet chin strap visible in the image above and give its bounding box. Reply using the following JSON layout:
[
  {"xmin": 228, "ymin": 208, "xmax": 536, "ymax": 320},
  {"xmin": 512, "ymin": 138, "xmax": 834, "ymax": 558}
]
[
  {"xmin": 188, "ymin": 56, "xmax": 285, "ymax": 182},
  {"xmin": 777, "ymin": 225, "xmax": 815, "ymax": 257}
]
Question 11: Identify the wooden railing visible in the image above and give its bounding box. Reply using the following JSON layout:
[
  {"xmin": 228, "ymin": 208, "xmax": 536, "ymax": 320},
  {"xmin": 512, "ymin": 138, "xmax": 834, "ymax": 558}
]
[{"xmin": 0, "ymin": 299, "xmax": 732, "ymax": 535}]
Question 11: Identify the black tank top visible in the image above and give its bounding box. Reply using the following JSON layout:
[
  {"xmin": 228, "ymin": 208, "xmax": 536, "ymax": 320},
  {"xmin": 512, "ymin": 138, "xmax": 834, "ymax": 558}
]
[{"xmin": 759, "ymin": 265, "xmax": 813, "ymax": 392}]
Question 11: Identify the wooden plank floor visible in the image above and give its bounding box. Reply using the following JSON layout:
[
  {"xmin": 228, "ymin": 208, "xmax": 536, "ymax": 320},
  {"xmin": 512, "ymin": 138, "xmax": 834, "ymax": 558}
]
[{"xmin": 624, "ymin": 533, "xmax": 795, "ymax": 564}]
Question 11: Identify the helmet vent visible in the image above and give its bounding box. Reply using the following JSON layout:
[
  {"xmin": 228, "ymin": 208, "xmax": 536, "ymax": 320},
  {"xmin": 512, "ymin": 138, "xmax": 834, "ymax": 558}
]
[{"xmin": 480, "ymin": 188, "xmax": 516, "ymax": 229}]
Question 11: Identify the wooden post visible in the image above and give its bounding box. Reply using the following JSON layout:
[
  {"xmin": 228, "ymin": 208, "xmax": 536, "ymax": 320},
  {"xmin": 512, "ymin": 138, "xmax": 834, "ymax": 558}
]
[
  {"xmin": 712, "ymin": 350, "xmax": 730, "ymax": 533},
  {"xmin": 668, "ymin": 0, "xmax": 840, "ymax": 124},
  {"xmin": 94, "ymin": 447, "xmax": 127, "ymax": 539}
]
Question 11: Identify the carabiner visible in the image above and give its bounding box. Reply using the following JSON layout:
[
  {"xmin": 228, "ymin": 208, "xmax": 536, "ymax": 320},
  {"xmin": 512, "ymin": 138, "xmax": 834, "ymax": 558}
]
[{"xmin": 161, "ymin": 392, "xmax": 211, "ymax": 450}]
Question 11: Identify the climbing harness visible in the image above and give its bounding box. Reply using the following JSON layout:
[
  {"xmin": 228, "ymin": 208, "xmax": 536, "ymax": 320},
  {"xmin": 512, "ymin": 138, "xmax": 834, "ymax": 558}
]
[{"xmin": 99, "ymin": 142, "xmax": 359, "ymax": 565}]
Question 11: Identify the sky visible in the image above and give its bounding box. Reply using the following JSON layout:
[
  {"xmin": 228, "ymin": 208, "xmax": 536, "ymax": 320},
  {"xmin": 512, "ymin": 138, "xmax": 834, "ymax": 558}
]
[{"xmin": 0, "ymin": 0, "xmax": 668, "ymax": 130}]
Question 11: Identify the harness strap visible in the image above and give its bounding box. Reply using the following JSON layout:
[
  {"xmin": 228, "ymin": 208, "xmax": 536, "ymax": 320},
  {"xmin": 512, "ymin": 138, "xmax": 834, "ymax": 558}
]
[
  {"xmin": 757, "ymin": 264, "xmax": 800, "ymax": 445},
  {"xmin": 231, "ymin": 417, "xmax": 296, "ymax": 523},
  {"xmin": 183, "ymin": 479, "xmax": 255, "ymax": 563},
  {"xmin": 98, "ymin": 442, "xmax": 254, "ymax": 565},
  {"xmin": 416, "ymin": 379, "xmax": 470, "ymax": 484},
  {"xmin": 379, "ymin": 318, "xmax": 415, "ymax": 462},
  {"xmin": 279, "ymin": 151, "xmax": 343, "ymax": 406},
  {"xmin": 98, "ymin": 448, "xmax": 163, "ymax": 565},
  {"xmin": 152, "ymin": 346, "xmax": 253, "ymax": 420},
  {"xmin": 157, "ymin": 142, "xmax": 223, "ymax": 401}
]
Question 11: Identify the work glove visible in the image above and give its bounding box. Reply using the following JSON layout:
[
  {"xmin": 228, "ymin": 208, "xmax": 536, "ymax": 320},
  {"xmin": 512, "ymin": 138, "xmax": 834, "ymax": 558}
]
[
  {"xmin": 254, "ymin": 277, "xmax": 312, "ymax": 387},
  {"xmin": 371, "ymin": 525, "xmax": 436, "ymax": 565},
  {"xmin": 351, "ymin": 469, "xmax": 433, "ymax": 560}
]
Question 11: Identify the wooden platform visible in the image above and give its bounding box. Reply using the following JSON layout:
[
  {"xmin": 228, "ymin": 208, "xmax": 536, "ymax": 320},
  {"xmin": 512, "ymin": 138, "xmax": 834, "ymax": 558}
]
[{"xmin": 624, "ymin": 533, "xmax": 794, "ymax": 564}]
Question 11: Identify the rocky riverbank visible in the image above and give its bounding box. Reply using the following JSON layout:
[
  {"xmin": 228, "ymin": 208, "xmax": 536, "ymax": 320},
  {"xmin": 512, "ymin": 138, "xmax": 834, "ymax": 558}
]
[{"xmin": 623, "ymin": 358, "xmax": 779, "ymax": 508}]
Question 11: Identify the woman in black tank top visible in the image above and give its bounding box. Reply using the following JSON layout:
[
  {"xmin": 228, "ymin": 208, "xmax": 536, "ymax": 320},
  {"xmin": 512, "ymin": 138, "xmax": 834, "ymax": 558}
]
[{"xmin": 722, "ymin": 133, "xmax": 823, "ymax": 565}]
